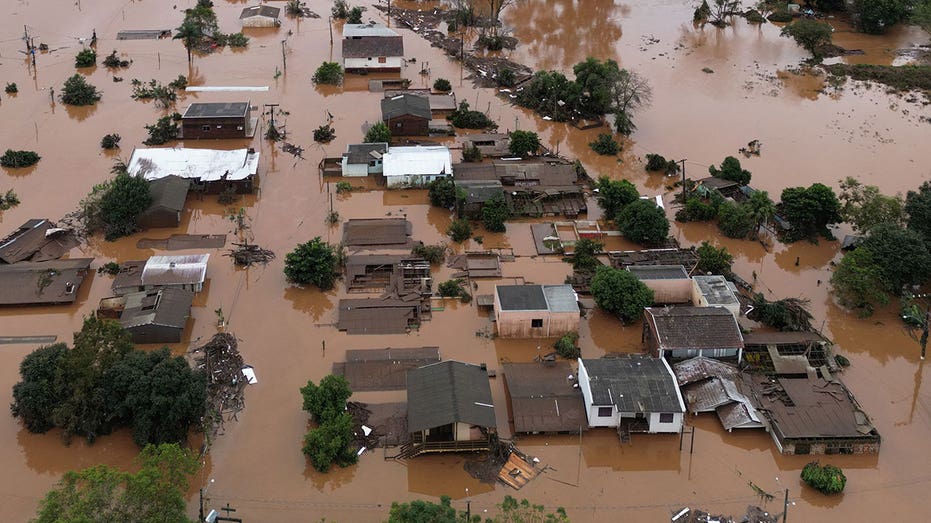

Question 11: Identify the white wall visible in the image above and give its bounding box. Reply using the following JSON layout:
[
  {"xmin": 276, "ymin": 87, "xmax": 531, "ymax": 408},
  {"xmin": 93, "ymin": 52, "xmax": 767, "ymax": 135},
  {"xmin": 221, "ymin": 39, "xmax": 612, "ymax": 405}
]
[
  {"xmin": 578, "ymin": 360, "xmax": 620, "ymax": 428},
  {"xmin": 341, "ymin": 160, "xmax": 369, "ymax": 177},
  {"xmin": 648, "ymin": 412, "xmax": 684, "ymax": 433},
  {"xmin": 241, "ymin": 17, "xmax": 279, "ymax": 28},
  {"xmin": 344, "ymin": 56, "xmax": 403, "ymax": 70},
  {"xmin": 385, "ymin": 173, "xmax": 442, "ymax": 188}
]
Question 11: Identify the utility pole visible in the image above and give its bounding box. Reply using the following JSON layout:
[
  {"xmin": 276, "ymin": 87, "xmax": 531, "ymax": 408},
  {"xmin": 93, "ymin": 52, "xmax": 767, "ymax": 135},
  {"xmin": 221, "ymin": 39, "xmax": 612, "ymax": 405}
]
[
  {"xmin": 465, "ymin": 488, "xmax": 471, "ymax": 522},
  {"xmin": 678, "ymin": 159, "xmax": 687, "ymax": 204},
  {"xmin": 329, "ymin": 16, "xmax": 333, "ymax": 45},
  {"xmin": 281, "ymin": 39, "xmax": 287, "ymax": 71},
  {"xmin": 782, "ymin": 488, "xmax": 789, "ymax": 523},
  {"xmin": 264, "ymin": 103, "xmax": 279, "ymax": 130}
]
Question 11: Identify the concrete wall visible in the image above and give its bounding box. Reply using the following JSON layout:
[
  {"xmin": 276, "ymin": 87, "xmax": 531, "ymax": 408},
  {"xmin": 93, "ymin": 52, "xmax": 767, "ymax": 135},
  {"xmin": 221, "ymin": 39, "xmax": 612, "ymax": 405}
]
[
  {"xmin": 385, "ymin": 173, "xmax": 443, "ymax": 189},
  {"xmin": 644, "ymin": 279, "xmax": 692, "ymax": 304},
  {"xmin": 341, "ymin": 161, "xmax": 370, "ymax": 177},
  {"xmin": 241, "ymin": 16, "xmax": 279, "ymax": 28},
  {"xmin": 691, "ymin": 282, "xmax": 741, "ymax": 317},
  {"xmin": 647, "ymin": 412, "xmax": 683, "ymax": 433},
  {"xmin": 345, "ymin": 56, "xmax": 403, "ymax": 72},
  {"xmin": 495, "ymin": 309, "xmax": 579, "ymax": 338},
  {"xmin": 659, "ymin": 348, "xmax": 741, "ymax": 360}
]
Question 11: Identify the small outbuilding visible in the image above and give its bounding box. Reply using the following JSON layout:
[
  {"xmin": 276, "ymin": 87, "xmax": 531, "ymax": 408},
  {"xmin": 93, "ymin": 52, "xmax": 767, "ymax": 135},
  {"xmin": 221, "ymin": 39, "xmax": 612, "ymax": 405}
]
[
  {"xmin": 342, "ymin": 23, "xmax": 404, "ymax": 72},
  {"xmin": 239, "ymin": 5, "xmax": 281, "ymax": 27},
  {"xmin": 494, "ymin": 284, "xmax": 580, "ymax": 338},
  {"xmin": 691, "ymin": 275, "xmax": 740, "ymax": 318},
  {"xmin": 381, "ymin": 94, "xmax": 432, "ymax": 136},
  {"xmin": 381, "ymin": 146, "xmax": 452, "ymax": 188},
  {"xmin": 112, "ymin": 254, "xmax": 209, "ymax": 295},
  {"xmin": 181, "ymin": 102, "xmax": 255, "ymax": 140},
  {"xmin": 643, "ymin": 306, "xmax": 744, "ymax": 361},
  {"xmin": 577, "ymin": 355, "xmax": 686, "ymax": 435},
  {"xmin": 98, "ymin": 288, "xmax": 194, "ymax": 344},
  {"xmin": 138, "ymin": 175, "xmax": 190, "ymax": 229},
  {"xmin": 341, "ymin": 142, "xmax": 388, "ymax": 177},
  {"xmin": 405, "ymin": 361, "xmax": 496, "ymax": 456},
  {"xmin": 626, "ymin": 265, "xmax": 691, "ymax": 304}
]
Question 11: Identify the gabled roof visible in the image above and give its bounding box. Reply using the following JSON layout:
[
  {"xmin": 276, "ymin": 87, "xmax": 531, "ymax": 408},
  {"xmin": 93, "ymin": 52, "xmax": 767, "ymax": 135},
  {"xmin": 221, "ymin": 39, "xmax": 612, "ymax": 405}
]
[
  {"xmin": 240, "ymin": 5, "xmax": 280, "ymax": 19},
  {"xmin": 645, "ymin": 306, "xmax": 744, "ymax": 350},
  {"xmin": 381, "ymin": 94, "xmax": 431, "ymax": 121},
  {"xmin": 146, "ymin": 175, "xmax": 190, "ymax": 213},
  {"xmin": 120, "ymin": 288, "xmax": 194, "ymax": 330},
  {"xmin": 343, "ymin": 143, "xmax": 388, "ymax": 164},
  {"xmin": 141, "ymin": 254, "xmax": 209, "ymax": 287},
  {"xmin": 503, "ymin": 361, "xmax": 586, "ymax": 433},
  {"xmin": 495, "ymin": 284, "xmax": 579, "ymax": 313},
  {"xmin": 0, "ymin": 219, "xmax": 78, "ymax": 264},
  {"xmin": 407, "ymin": 361, "xmax": 496, "ymax": 433},
  {"xmin": 343, "ymin": 35, "xmax": 404, "ymax": 59},
  {"xmin": 381, "ymin": 146, "xmax": 452, "ymax": 178},
  {"xmin": 0, "ymin": 258, "xmax": 93, "ymax": 305},
  {"xmin": 580, "ymin": 355, "xmax": 685, "ymax": 413}
]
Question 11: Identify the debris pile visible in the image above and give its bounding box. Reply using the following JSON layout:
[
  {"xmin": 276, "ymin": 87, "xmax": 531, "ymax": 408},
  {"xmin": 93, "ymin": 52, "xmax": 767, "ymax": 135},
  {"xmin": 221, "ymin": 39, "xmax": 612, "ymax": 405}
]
[
  {"xmin": 281, "ymin": 142, "xmax": 304, "ymax": 159},
  {"xmin": 347, "ymin": 401, "xmax": 380, "ymax": 450},
  {"xmin": 226, "ymin": 242, "xmax": 276, "ymax": 267},
  {"xmin": 191, "ymin": 332, "xmax": 249, "ymax": 441}
]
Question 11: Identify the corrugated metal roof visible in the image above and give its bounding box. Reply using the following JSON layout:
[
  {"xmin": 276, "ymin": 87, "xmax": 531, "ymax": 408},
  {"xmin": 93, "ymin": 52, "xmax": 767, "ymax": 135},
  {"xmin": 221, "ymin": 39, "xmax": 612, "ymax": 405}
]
[
  {"xmin": 343, "ymin": 23, "xmax": 400, "ymax": 38},
  {"xmin": 673, "ymin": 356, "xmax": 740, "ymax": 386},
  {"xmin": 503, "ymin": 362, "xmax": 587, "ymax": 433},
  {"xmin": 337, "ymin": 298, "xmax": 419, "ymax": 334},
  {"xmin": 343, "ymin": 35, "xmax": 404, "ymax": 59},
  {"xmin": 627, "ymin": 265, "xmax": 690, "ymax": 280},
  {"xmin": 128, "ymin": 148, "xmax": 259, "ymax": 182},
  {"xmin": 343, "ymin": 143, "xmax": 388, "ymax": 165},
  {"xmin": 141, "ymin": 254, "xmax": 209, "ymax": 286},
  {"xmin": 645, "ymin": 306, "xmax": 744, "ymax": 351},
  {"xmin": 0, "ymin": 219, "xmax": 78, "ymax": 264},
  {"xmin": 0, "ymin": 258, "xmax": 93, "ymax": 305},
  {"xmin": 342, "ymin": 218, "xmax": 412, "ymax": 247},
  {"xmin": 182, "ymin": 102, "xmax": 249, "ymax": 119},
  {"xmin": 382, "ymin": 146, "xmax": 452, "ymax": 178},
  {"xmin": 581, "ymin": 355, "xmax": 684, "ymax": 414},
  {"xmin": 406, "ymin": 361, "xmax": 496, "ymax": 433}
]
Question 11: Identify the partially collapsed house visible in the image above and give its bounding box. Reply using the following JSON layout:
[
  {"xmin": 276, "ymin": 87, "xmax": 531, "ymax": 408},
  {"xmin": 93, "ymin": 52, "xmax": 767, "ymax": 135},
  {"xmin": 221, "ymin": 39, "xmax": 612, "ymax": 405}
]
[
  {"xmin": 503, "ymin": 361, "xmax": 586, "ymax": 433},
  {"xmin": 97, "ymin": 288, "xmax": 194, "ymax": 344},
  {"xmin": 742, "ymin": 331, "xmax": 839, "ymax": 376},
  {"xmin": 494, "ymin": 284, "xmax": 580, "ymax": 338},
  {"xmin": 342, "ymin": 23, "xmax": 404, "ymax": 72},
  {"xmin": 643, "ymin": 306, "xmax": 744, "ymax": 361},
  {"xmin": 127, "ymin": 147, "xmax": 260, "ymax": 193},
  {"xmin": 138, "ymin": 175, "xmax": 190, "ymax": 229},
  {"xmin": 673, "ymin": 357, "xmax": 764, "ymax": 432},
  {"xmin": 112, "ymin": 254, "xmax": 209, "ymax": 295},
  {"xmin": 453, "ymin": 160, "xmax": 586, "ymax": 218},
  {"xmin": 403, "ymin": 361, "xmax": 496, "ymax": 457},
  {"xmin": 0, "ymin": 258, "xmax": 93, "ymax": 306},
  {"xmin": 344, "ymin": 254, "xmax": 431, "ymax": 294},
  {"xmin": 746, "ymin": 375, "xmax": 881, "ymax": 455},
  {"xmin": 578, "ymin": 355, "xmax": 686, "ymax": 436},
  {"xmin": 332, "ymin": 347, "xmax": 440, "ymax": 391},
  {"xmin": 460, "ymin": 133, "xmax": 511, "ymax": 158},
  {"xmin": 447, "ymin": 252, "xmax": 502, "ymax": 279},
  {"xmin": 608, "ymin": 247, "xmax": 700, "ymax": 275},
  {"xmin": 0, "ymin": 219, "xmax": 79, "ymax": 264}
]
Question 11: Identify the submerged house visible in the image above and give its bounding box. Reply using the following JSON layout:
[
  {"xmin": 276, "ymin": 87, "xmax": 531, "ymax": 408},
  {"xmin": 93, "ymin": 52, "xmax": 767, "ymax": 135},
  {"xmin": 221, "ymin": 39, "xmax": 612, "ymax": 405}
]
[
  {"xmin": 180, "ymin": 102, "xmax": 255, "ymax": 140},
  {"xmin": 127, "ymin": 147, "xmax": 260, "ymax": 194},
  {"xmin": 691, "ymin": 275, "xmax": 740, "ymax": 318},
  {"xmin": 452, "ymin": 160, "xmax": 586, "ymax": 217},
  {"xmin": 404, "ymin": 361, "xmax": 496, "ymax": 457},
  {"xmin": 626, "ymin": 265, "xmax": 691, "ymax": 304},
  {"xmin": 494, "ymin": 284, "xmax": 580, "ymax": 338},
  {"xmin": 342, "ymin": 23, "xmax": 404, "ymax": 73},
  {"xmin": 577, "ymin": 355, "xmax": 686, "ymax": 435},
  {"xmin": 112, "ymin": 254, "xmax": 209, "ymax": 295},
  {"xmin": 381, "ymin": 94, "xmax": 432, "ymax": 136},
  {"xmin": 643, "ymin": 306, "xmax": 744, "ymax": 361},
  {"xmin": 381, "ymin": 146, "xmax": 452, "ymax": 188},
  {"xmin": 503, "ymin": 361, "xmax": 586, "ymax": 434},
  {"xmin": 0, "ymin": 258, "xmax": 93, "ymax": 306},
  {"xmin": 341, "ymin": 143, "xmax": 388, "ymax": 177},
  {"xmin": 673, "ymin": 357, "xmax": 764, "ymax": 432},
  {"xmin": 239, "ymin": 5, "xmax": 281, "ymax": 27},
  {"xmin": 138, "ymin": 175, "xmax": 190, "ymax": 229},
  {"xmin": 98, "ymin": 288, "xmax": 194, "ymax": 344},
  {"xmin": 0, "ymin": 219, "xmax": 79, "ymax": 264}
]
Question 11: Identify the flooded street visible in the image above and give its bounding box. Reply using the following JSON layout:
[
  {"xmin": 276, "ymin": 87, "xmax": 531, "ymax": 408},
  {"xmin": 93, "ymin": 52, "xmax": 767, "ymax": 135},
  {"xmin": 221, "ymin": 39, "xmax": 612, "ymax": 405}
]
[{"xmin": 1, "ymin": 0, "xmax": 929, "ymax": 520}]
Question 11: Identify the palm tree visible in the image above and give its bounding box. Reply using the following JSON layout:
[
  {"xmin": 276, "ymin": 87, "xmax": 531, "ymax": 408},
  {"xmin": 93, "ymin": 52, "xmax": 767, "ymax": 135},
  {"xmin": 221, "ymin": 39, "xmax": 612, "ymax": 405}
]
[
  {"xmin": 174, "ymin": 19, "xmax": 202, "ymax": 64},
  {"xmin": 747, "ymin": 190, "xmax": 776, "ymax": 240}
]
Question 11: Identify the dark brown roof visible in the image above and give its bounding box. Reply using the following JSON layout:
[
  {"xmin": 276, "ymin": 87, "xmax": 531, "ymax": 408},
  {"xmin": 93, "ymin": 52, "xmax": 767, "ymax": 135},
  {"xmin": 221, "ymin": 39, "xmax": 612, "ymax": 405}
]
[
  {"xmin": 645, "ymin": 306, "xmax": 744, "ymax": 351},
  {"xmin": 334, "ymin": 347, "xmax": 440, "ymax": 391},
  {"xmin": 503, "ymin": 362, "xmax": 587, "ymax": 433},
  {"xmin": 182, "ymin": 102, "xmax": 249, "ymax": 119},
  {"xmin": 697, "ymin": 176, "xmax": 739, "ymax": 191},
  {"xmin": 749, "ymin": 376, "xmax": 879, "ymax": 441},
  {"xmin": 381, "ymin": 94, "xmax": 431, "ymax": 121},
  {"xmin": 0, "ymin": 219, "xmax": 79, "ymax": 264},
  {"xmin": 406, "ymin": 361, "xmax": 496, "ymax": 433},
  {"xmin": 0, "ymin": 258, "xmax": 93, "ymax": 305},
  {"xmin": 343, "ymin": 35, "xmax": 404, "ymax": 59},
  {"xmin": 119, "ymin": 288, "xmax": 194, "ymax": 330},
  {"xmin": 342, "ymin": 218, "xmax": 412, "ymax": 248},
  {"xmin": 145, "ymin": 175, "xmax": 190, "ymax": 213},
  {"xmin": 337, "ymin": 298, "xmax": 420, "ymax": 334},
  {"xmin": 452, "ymin": 161, "xmax": 578, "ymax": 187}
]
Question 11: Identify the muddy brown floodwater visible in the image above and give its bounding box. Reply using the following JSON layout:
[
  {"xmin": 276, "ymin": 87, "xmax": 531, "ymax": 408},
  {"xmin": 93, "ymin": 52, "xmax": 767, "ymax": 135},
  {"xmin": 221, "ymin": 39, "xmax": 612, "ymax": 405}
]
[{"xmin": 0, "ymin": 0, "xmax": 929, "ymax": 521}]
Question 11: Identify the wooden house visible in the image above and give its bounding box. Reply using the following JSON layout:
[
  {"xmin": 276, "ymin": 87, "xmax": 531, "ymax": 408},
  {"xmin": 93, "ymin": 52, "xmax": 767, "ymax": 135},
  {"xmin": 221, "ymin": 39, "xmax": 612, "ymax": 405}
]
[
  {"xmin": 138, "ymin": 175, "xmax": 190, "ymax": 229},
  {"xmin": 181, "ymin": 102, "xmax": 254, "ymax": 140},
  {"xmin": 112, "ymin": 254, "xmax": 209, "ymax": 295},
  {"xmin": 98, "ymin": 288, "xmax": 194, "ymax": 344},
  {"xmin": 239, "ymin": 5, "xmax": 281, "ymax": 27},
  {"xmin": 127, "ymin": 147, "xmax": 260, "ymax": 194},
  {"xmin": 381, "ymin": 94, "xmax": 431, "ymax": 136}
]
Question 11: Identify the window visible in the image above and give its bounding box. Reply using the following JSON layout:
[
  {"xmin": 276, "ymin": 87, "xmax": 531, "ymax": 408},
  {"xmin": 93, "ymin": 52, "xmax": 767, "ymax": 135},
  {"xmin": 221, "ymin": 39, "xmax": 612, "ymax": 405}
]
[
  {"xmin": 531, "ymin": 319, "xmax": 543, "ymax": 328},
  {"xmin": 201, "ymin": 125, "xmax": 210, "ymax": 132},
  {"xmin": 236, "ymin": 125, "xmax": 244, "ymax": 131},
  {"xmin": 367, "ymin": 57, "xmax": 372, "ymax": 61},
  {"xmin": 659, "ymin": 413, "xmax": 674, "ymax": 423},
  {"xmin": 216, "ymin": 125, "xmax": 222, "ymax": 129},
  {"xmin": 598, "ymin": 407, "xmax": 613, "ymax": 417},
  {"xmin": 378, "ymin": 56, "xmax": 387, "ymax": 64}
]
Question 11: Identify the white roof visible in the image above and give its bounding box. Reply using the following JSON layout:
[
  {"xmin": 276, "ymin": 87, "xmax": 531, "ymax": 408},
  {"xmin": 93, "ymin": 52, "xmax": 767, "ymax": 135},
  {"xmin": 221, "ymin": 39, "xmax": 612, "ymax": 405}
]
[
  {"xmin": 343, "ymin": 23, "xmax": 399, "ymax": 38},
  {"xmin": 382, "ymin": 146, "xmax": 452, "ymax": 178},
  {"xmin": 142, "ymin": 254, "xmax": 209, "ymax": 286},
  {"xmin": 128, "ymin": 148, "xmax": 259, "ymax": 182}
]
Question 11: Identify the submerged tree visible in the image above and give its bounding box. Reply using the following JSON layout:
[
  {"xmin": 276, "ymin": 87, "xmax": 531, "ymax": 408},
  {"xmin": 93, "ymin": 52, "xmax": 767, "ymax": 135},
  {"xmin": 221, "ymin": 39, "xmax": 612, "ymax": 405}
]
[
  {"xmin": 173, "ymin": 19, "xmax": 203, "ymax": 64},
  {"xmin": 284, "ymin": 237, "xmax": 340, "ymax": 290},
  {"xmin": 781, "ymin": 19, "xmax": 834, "ymax": 61},
  {"xmin": 60, "ymin": 74, "xmax": 101, "ymax": 106},
  {"xmin": 363, "ymin": 122, "xmax": 391, "ymax": 144},
  {"xmin": 838, "ymin": 177, "xmax": 905, "ymax": 234},
  {"xmin": 591, "ymin": 265, "xmax": 654, "ymax": 323}
]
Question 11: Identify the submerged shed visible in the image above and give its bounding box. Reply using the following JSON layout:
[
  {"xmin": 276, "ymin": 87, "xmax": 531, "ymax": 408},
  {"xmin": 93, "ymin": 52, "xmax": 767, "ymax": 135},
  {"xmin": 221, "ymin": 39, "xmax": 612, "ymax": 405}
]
[
  {"xmin": 99, "ymin": 288, "xmax": 194, "ymax": 344},
  {"xmin": 138, "ymin": 175, "xmax": 190, "ymax": 229},
  {"xmin": 342, "ymin": 218, "xmax": 413, "ymax": 249},
  {"xmin": 239, "ymin": 5, "xmax": 281, "ymax": 27}
]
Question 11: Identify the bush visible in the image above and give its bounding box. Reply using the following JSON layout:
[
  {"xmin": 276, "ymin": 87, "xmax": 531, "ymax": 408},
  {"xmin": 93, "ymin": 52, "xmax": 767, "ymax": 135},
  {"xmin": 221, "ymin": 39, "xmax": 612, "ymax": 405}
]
[
  {"xmin": 462, "ymin": 143, "xmax": 482, "ymax": 162},
  {"xmin": 438, "ymin": 279, "xmax": 464, "ymax": 297},
  {"xmin": 100, "ymin": 133, "xmax": 121, "ymax": 149},
  {"xmin": 447, "ymin": 218, "xmax": 472, "ymax": 242},
  {"xmin": 313, "ymin": 61, "xmax": 343, "ymax": 85},
  {"xmin": 433, "ymin": 78, "xmax": 452, "ymax": 92},
  {"xmin": 591, "ymin": 265, "xmax": 654, "ymax": 323},
  {"xmin": 696, "ymin": 241, "xmax": 733, "ymax": 275},
  {"xmin": 314, "ymin": 124, "xmax": 336, "ymax": 143},
  {"xmin": 596, "ymin": 176, "xmax": 639, "ymax": 222},
  {"xmin": 619, "ymin": 199, "xmax": 669, "ymax": 245},
  {"xmin": 347, "ymin": 6, "xmax": 364, "ymax": 23},
  {"xmin": 364, "ymin": 122, "xmax": 391, "ymax": 144},
  {"xmin": 332, "ymin": 0, "xmax": 350, "ymax": 18},
  {"xmin": 143, "ymin": 113, "xmax": 182, "ymax": 145},
  {"xmin": 1, "ymin": 150, "xmax": 40, "ymax": 168},
  {"xmin": 566, "ymin": 238, "xmax": 603, "ymax": 273},
  {"xmin": 508, "ymin": 130, "xmax": 541, "ymax": 157},
  {"xmin": 75, "ymin": 48, "xmax": 97, "ymax": 67},
  {"xmin": 60, "ymin": 74, "xmax": 101, "ymax": 105},
  {"xmin": 103, "ymin": 50, "xmax": 130, "ymax": 68},
  {"xmin": 645, "ymin": 153, "xmax": 668, "ymax": 171},
  {"xmin": 781, "ymin": 19, "xmax": 834, "ymax": 60},
  {"xmin": 217, "ymin": 186, "xmax": 238, "ymax": 205},
  {"xmin": 96, "ymin": 171, "xmax": 152, "ymax": 241},
  {"xmin": 767, "ymin": 9, "xmax": 793, "ymax": 22},
  {"xmin": 589, "ymin": 133, "xmax": 620, "ymax": 155},
  {"xmin": 449, "ymin": 100, "xmax": 496, "ymax": 129},
  {"xmin": 708, "ymin": 156, "xmax": 751, "ymax": 185},
  {"xmin": 335, "ymin": 181, "xmax": 352, "ymax": 194},
  {"xmin": 284, "ymin": 237, "xmax": 340, "ymax": 290},
  {"xmin": 497, "ymin": 68, "xmax": 516, "ymax": 87},
  {"xmin": 553, "ymin": 332, "xmax": 580, "ymax": 359},
  {"xmin": 227, "ymin": 32, "xmax": 249, "ymax": 47},
  {"xmin": 482, "ymin": 193, "xmax": 510, "ymax": 232},
  {"xmin": 300, "ymin": 375, "xmax": 357, "ymax": 473},
  {"xmin": 717, "ymin": 201, "xmax": 755, "ymax": 239},
  {"xmin": 412, "ymin": 243, "xmax": 446, "ymax": 264},
  {"xmin": 676, "ymin": 197, "xmax": 717, "ymax": 222},
  {"xmin": 850, "ymin": 0, "xmax": 909, "ymax": 34},
  {"xmin": 801, "ymin": 462, "xmax": 846, "ymax": 494},
  {"xmin": 0, "ymin": 189, "xmax": 21, "ymax": 210},
  {"xmin": 780, "ymin": 183, "xmax": 841, "ymax": 242},
  {"xmin": 4, "ymin": 82, "xmax": 17, "ymax": 94},
  {"xmin": 428, "ymin": 176, "xmax": 458, "ymax": 208}
]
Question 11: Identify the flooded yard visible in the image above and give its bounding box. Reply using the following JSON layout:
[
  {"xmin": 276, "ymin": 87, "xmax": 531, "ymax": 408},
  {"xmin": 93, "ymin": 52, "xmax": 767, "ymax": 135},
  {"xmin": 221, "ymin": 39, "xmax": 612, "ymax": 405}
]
[{"xmin": 0, "ymin": 0, "xmax": 929, "ymax": 521}]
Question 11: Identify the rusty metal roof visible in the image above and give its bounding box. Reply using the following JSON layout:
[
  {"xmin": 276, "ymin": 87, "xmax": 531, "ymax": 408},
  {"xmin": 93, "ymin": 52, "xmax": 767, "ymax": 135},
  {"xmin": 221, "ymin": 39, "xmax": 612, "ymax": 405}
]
[
  {"xmin": 334, "ymin": 347, "xmax": 440, "ymax": 391},
  {"xmin": 503, "ymin": 361, "xmax": 586, "ymax": 433},
  {"xmin": 645, "ymin": 306, "xmax": 744, "ymax": 351},
  {"xmin": 406, "ymin": 361, "xmax": 495, "ymax": 433}
]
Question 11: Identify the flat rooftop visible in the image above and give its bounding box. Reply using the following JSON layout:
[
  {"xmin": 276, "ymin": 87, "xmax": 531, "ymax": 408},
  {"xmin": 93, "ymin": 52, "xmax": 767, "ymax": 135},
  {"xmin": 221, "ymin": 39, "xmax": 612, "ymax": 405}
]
[{"xmin": 183, "ymin": 102, "xmax": 249, "ymax": 119}]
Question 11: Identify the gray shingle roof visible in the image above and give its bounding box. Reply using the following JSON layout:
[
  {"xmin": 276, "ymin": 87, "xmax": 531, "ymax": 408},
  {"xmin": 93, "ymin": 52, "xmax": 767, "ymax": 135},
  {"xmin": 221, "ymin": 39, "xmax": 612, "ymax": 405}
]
[
  {"xmin": 645, "ymin": 306, "xmax": 744, "ymax": 350},
  {"xmin": 120, "ymin": 288, "xmax": 194, "ymax": 329},
  {"xmin": 406, "ymin": 361, "xmax": 496, "ymax": 433},
  {"xmin": 581, "ymin": 355, "xmax": 684, "ymax": 413},
  {"xmin": 381, "ymin": 94, "xmax": 431, "ymax": 121},
  {"xmin": 343, "ymin": 35, "xmax": 404, "ymax": 59}
]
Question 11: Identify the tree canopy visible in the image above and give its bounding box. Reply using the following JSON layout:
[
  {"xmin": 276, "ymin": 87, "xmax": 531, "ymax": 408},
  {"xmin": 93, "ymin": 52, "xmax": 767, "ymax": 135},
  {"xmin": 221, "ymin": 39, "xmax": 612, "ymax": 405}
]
[
  {"xmin": 482, "ymin": 193, "xmax": 510, "ymax": 232},
  {"xmin": 428, "ymin": 176, "xmax": 460, "ymax": 208},
  {"xmin": 61, "ymin": 74, "xmax": 101, "ymax": 106},
  {"xmin": 300, "ymin": 375, "xmax": 357, "ymax": 473},
  {"xmin": 781, "ymin": 19, "xmax": 834, "ymax": 60},
  {"xmin": 905, "ymin": 180, "xmax": 931, "ymax": 245},
  {"xmin": 387, "ymin": 495, "xmax": 568, "ymax": 523},
  {"xmin": 595, "ymin": 176, "xmax": 639, "ymax": 222},
  {"xmin": 284, "ymin": 237, "xmax": 340, "ymax": 290},
  {"xmin": 565, "ymin": 238, "xmax": 603, "ymax": 274},
  {"xmin": 33, "ymin": 443, "xmax": 199, "ymax": 523},
  {"xmin": 508, "ymin": 130, "xmax": 541, "ymax": 157},
  {"xmin": 839, "ymin": 177, "xmax": 905, "ymax": 233},
  {"xmin": 850, "ymin": 0, "xmax": 910, "ymax": 34},
  {"xmin": 618, "ymin": 198, "xmax": 669, "ymax": 245},
  {"xmin": 590, "ymin": 265, "xmax": 654, "ymax": 323},
  {"xmin": 364, "ymin": 122, "xmax": 391, "ymax": 144},
  {"xmin": 313, "ymin": 61, "xmax": 344, "ymax": 85},
  {"xmin": 696, "ymin": 241, "xmax": 733, "ymax": 275},
  {"xmin": 98, "ymin": 170, "xmax": 153, "ymax": 241},
  {"xmin": 708, "ymin": 156, "xmax": 751, "ymax": 185},
  {"xmin": 780, "ymin": 183, "xmax": 841, "ymax": 242}
]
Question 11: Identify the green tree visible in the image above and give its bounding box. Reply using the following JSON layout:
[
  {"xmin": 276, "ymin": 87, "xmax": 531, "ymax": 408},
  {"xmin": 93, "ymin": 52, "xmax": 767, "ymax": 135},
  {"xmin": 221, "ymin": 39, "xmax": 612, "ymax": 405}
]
[
  {"xmin": 462, "ymin": 143, "xmax": 482, "ymax": 162},
  {"xmin": 515, "ymin": 70, "xmax": 582, "ymax": 121},
  {"xmin": 348, "ymin": 6, "xmax": 363, "ymax": 23},
  {"xmin": 482, "ymin": 193, "xmax": 510, "ymax": 232},
  {"xmin": 573, "ymin": 57, "xmax": 620, "ymax": 115},
  {"xmin": 60, "ymin": 74, "xmax": 101, "ymax": 106},
  {"xmin": 618, "ymin": 198, "xmax": 669, "ymax": 245},
  {"xmin": 364, "ymin": 122, "xmax": 391, "ymax": 144},
  {"xmin": 590, "ymin": 265, "xmax": 654, "ymax": 323},
  {"xmin": 905, "ymin": 180, "xmax": 931, "ymax": 245},
  {"xmin": 595, "ymin": 176, "xmax": 639, "ymax": 222},
  {"xmin": 98, "ymin": 171, "xmax": 153, "ymax": 241},
  {"xmin": 447, "ymin": 218, "xmax": 472, "ymax": 242},
  {"xmin": 838, "ymin": 177, "xmax": 905, "ymax": 233},
  {"xmin": 676, "ymin": 197, "xmax": 718, "ymax": 222},
  {"xmin": 75, "ymin": 48, "xmax": 97, "ymax": 68},
  {"xmin": 313, "ymin": 61, "xmax": 344, "ymax": 85},
  {"xmin": 0, "ymin": 150, "xmax": 40, "ymax": 168},
  {"xmin": 284, "ymin": 237, "xmax": 340, "ymax": 290},
  {"xmin": 173, "ymin": 19, "xmax": 203, "ymax": 64},
  {"xmin": 850, "ymin": 0, "xmax": 910, "ymax": 34},
  {"xmin": 589, "ymin": 133, "xmax": 620, "ymax": 155},
  {"xmin": 388, "ymin": 495, "xmax": 460, "ymax": 523},
  {"xmin": 143, "ymin": 113, "xmax": 182, "ymax": 145},
  {"xmin": 696, "ymin": 241, "xmax": 733, "ymax": 275},
  {"xmin": 708, "ymin": 156, "xmax": 751, "ymax": 185},
  {"xmin": 913, "ymin": 0, "xmax": 931, "ymax": 33},
  {"xmin": 434, "ymin": 78, "xmax": 452, "ymax": 92},
  {"xmin": 449, "ymin": 101, "xmax": 496, "ymax": 129},
  {"xmin": 10, "ymin": 343, "xmax": 68, "ymax": 433},
  {"xmin": 33, "ymin": 443, "xmax": 198, "ymax": 523},
  {"xmin": 566, "ymin": 238, "xmax": 603, "ymax": 273},
  {"xmin": 438, "ymin": 279, "xmax": 465, "ymax": 298},
  {"xmin": 801, "ymin": 462, "xmax": 846, "ymax": 495},
  {"xmin": 780, "ymin": 183, "xmax": 841, "ymax": 242},
  {"xmin": 781, "ymin": 19, "xmax": 834, "ymax": 60},
  {"xmin": 428, "ymin": 176, "xmax": 458, "ymax": 208},
  {"xmin": 716, "ymin": 201, "xmax": 755, "ymax": 239},
  {"xmin": 830, "ymin": 246, "xmax": 888, "ymax": 316},
  {"xmin": 553, "ymin": 332, "xmax": 580, "ymax": 359},
  {"xmin": 747, "ymin": 190, "xmax": 776, "ymax": 239},
  {"xmin": 300, "ymin": 374, "xmax": 353, "ymax": 424},
  {"xmin": 861, "ymin": 223, "xmax": 931, "ymax": 292}
]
